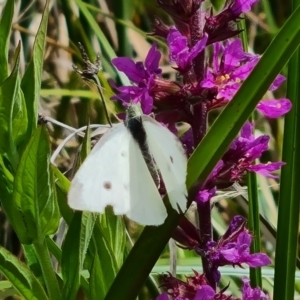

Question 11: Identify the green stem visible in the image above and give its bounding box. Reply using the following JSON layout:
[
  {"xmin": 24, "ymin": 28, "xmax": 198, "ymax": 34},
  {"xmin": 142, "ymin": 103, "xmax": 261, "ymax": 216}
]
[{"xmin": 33, "ymin": 238, "xmax": 62, "ymax": 300}]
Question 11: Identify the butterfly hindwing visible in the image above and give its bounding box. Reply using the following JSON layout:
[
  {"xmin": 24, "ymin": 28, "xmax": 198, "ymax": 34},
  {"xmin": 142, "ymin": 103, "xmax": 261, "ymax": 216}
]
[{"xmin": 126, "ymin": 137, "xmax": 167, "ymax": 225}]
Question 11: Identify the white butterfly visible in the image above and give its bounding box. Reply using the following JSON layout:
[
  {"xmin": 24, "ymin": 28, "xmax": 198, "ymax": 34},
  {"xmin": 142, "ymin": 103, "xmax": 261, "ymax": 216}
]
[{"xmin": 68, "ymin": 104, "xmax": 187, "ymax": 225}]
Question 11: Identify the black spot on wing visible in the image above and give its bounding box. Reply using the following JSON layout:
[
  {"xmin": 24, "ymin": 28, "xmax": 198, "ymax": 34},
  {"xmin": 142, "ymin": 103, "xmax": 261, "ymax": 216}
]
[
  {"xmin": 103, "ymin": 182, "xmax": 112, "ymax": 190},
  {"xmin": 170, "ymin": 156, "xmax": 174, "ymax": 163}
]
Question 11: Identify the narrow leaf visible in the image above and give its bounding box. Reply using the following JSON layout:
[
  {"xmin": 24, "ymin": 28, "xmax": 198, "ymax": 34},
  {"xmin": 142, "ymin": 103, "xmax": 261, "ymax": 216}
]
[
  {"xmin": 90, "ymin": 250, "xmax": 106, "ymax": 300},
  {"xmin": 13, "ymin": 126, "xmax": 60, "ymax": 242},
  {"xmin": 0, "ymin": 155, "xmax": 32, "ymax": 244},
  {"xmin": 0, "ymin": 43, "xmax": 27, "ymax": 169},
  {"xmin": 89, "ymin": 221, "xmax": 119, "ymax": 297},
  {"xmin": 0, "ymin": 246, "xmax": 48, "ymax": 300},
  {"xmin": 100, "ymin": 211, "xmax": 126, "ymax": 268},
  {"xmin": 0, "ymin": 0, "xmax": 14, "ymax": 83},
  {"xmin": 21, "ymin": 1, "xmax": 49, "ymax": 136},
  {"xmin": 61, "ymin": 212, "xmax": 97, "ymax": 300}
]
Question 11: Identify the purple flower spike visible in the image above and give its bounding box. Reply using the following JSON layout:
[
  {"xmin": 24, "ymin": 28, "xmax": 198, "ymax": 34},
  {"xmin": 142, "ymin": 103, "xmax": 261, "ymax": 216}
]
[
  {"xmin": 257, "ymin": 99, "xmax": 292, "ymax": 118},
  {"xmin": 168, "ymin": 27, "xmax": 208, "ymax": 73},
  {"xmin": 242, "ymin": 277, "xmax": 269, "ymax": 300},
  {"xmin": 111, "ymin": 44, "xmax": 162, "ymax": 114}
]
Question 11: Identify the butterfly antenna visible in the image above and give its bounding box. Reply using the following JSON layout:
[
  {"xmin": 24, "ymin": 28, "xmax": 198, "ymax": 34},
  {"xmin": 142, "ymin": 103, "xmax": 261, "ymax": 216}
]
[{"xmin": 73, "ymin": 43, "xmax": 112, "ymax": 127}]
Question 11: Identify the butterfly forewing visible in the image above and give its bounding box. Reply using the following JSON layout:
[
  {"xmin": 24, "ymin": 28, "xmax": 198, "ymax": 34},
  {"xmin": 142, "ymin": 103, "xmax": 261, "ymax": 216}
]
[
  {"xmin": 142, "ymin": 117, "xmax": 187, "ymax": 212},
  {"xmin": 68, "ymin": 124, "xmax": 132, "ymax": 214}
]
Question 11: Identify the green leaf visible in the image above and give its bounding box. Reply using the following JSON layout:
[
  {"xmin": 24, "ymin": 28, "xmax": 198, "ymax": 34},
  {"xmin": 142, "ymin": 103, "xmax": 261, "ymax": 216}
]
[
  {"xmin": 21, "ymin": 1, "xmax": 49, "ymax": 137},
  {"xmin": 23, "ymin": 244, "xmax": 43, "ymax": 280},
  {"xmin": 46, "ymin": 237, "xmax": 91, "ymax": 297},
  {"xmin": 89, "ymin": 250, "xmax": 105, "ymax": 300},
  {"xmin": 0, "ymin": 246, "xmax": 48, "ymax": 300},
  {"xmin": 0, "ymin": 155, "xmax": 33, "ymax": 244},
  {"xmin": 0, "ymin": 280, "xmax": 16, "ymax": 298},
  {"xmin": 12, "ymin": 126, "xmax": 60, "ymax": 242},
  {"xmin": 0, "ymin": 43, "xmax": 27, "ymax": 169},
  {"xmin": 100, "ymin": 211, "xmax": 126, "ymax": 268},
  {"xmin": 61, "ymin": 212, "xmax": 97, "ymax": 300},
  {"xmin": 0, "ymin": 0, "xmax": 14, "ymax": 83},
  {"xmin": 33, "ymin": 239, "xmax": 62, "ymax": 300},
  {"xmin": 273, "ymin": 11, "xmax": 300, "ymax": 300},
  {"xmin": 88, "ymin": 220, "xmax": 119, "ymax": 298}
]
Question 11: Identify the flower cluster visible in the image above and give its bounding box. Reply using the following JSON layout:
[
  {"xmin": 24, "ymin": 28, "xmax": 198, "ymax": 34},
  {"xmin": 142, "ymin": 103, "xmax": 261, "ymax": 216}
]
[{"xmin": 109, "ymin": 0, "xmax": 290, "ymax": 299}]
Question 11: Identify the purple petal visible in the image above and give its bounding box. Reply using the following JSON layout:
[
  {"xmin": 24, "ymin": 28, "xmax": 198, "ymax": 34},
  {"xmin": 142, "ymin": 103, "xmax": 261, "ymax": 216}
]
[
  {"xmin": 231, "ymin": 0, "xmax": 260, "ymax": 15},
  {"xmin": 110, "ymin": 85, "xmax": 145, "ymax": 102},
  {"xmin": 256, "ymin": 99, "xmax": 292, "ymax": 118},
  {"xmin": 220, "ymin": 247, "xmax": 240, "ymax": 263},
  {"xmin": 188, "ymin": 33, "xmax": 208, "ymax": 63},
  {"xmin": 196, "ymin": 187, "xmax": 217, "ymax": 203},
  {"xmin": 223, "ymin": 39, "xmax": 245, "ymax": 72},
  {"xmin": 168, "ymin": 27, "xmax": 207, "ymax": 71},
  {"xmin": 250, "ymin": 162, "xmax": 285, "ymax": 177},
  {"xmin": 145, "ymin": 43, "xmax": 162, "ymax": 75},
  {"xmin": 168, "ymin": 27, "xmax": 188, "ymax": 62},
  {"xmin": 194, "ymin": 285, "xmax": 215, "ymax": 300},
  {"xmin": 200, "ymin": 71, "xmax": 215, "ymax": 88},
  {"xmin": 246, "ymin": 253, "xmax": 272, "ymax": 267},
  {"xmin": 112, "ymin": 57, "xmax": 144, "ymax": 83},
  {"xmin": 218, "ymin": 84, "xmax": 239, "ymax": 100},
  {"xmin": 231, "ymin": 57, "xmax": 259, "ymax": 80},
  {"xmin": 237, "ymin": 231, "xmax": 252, "ymax": 247},
  {"xmin": 242, "ymin": 277, "xmax": 269, "ymax": 300},
  {"xmin": 240, "ymin": 122, "xmax": 254, "ymax": 140},
  {"xmin": 269, "ymin": 74, "xmax": 286, "ymax": 91},
  {"xmin": 156, "ymin": 293, "xmax": 169, "ymax": 300},
  {"xmin": 140, "ymin": 90, "xmax": 154, "ymax": 114}
]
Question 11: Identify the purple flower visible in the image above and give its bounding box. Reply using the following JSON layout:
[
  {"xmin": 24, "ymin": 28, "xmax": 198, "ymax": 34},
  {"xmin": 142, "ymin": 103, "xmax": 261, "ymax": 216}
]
[
  {"xmin": 200, "ymin": 39, "xmax": 259, "ymax": 103},
  {"xmin": 111, "ymin": 44, "xmax": 162, "ymax": 114},
  {"xmin": 242, "ymin": 277, "xmax": 269, "ymax": 300},
  {"xmin": 207, "ymin": 217, "xmax": 271, "ymax": 269},
  {"xmin": 167, "ymin": 27, "xmax": 208, "ymax": 73},
  {"xmin": 200, "ymin": 39, "xmax": 289, "ymax": 119},
  {"xmin": 219, "ymin": 231, "xmax": 271, "ymax": 267},
  {"xmin": 230, "ymin": 0, "xmax": 260, "ymax": 15},
  {"xmin": 221, "ymin": 122, "xmax": 285, "ymax": 180},
  {"xmin": 256, "ymin": 99, "xmax": 292, "ymax": 118}
]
